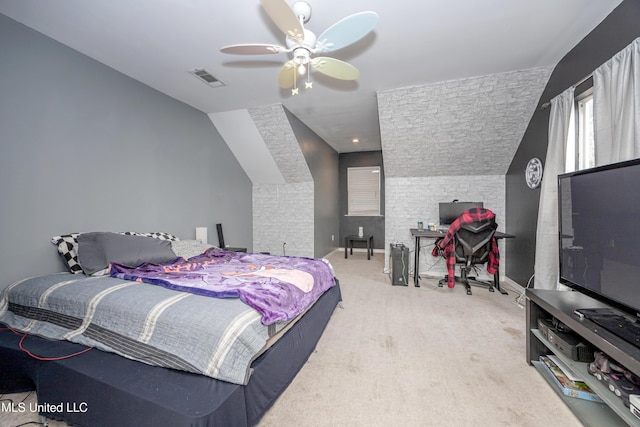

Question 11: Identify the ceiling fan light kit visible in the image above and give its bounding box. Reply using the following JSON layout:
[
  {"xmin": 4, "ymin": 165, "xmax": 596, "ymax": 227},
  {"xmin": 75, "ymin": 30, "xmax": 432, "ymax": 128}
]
[{"xmin": 220, "ymin": 0, "xmax": 378, "ymax": 95}]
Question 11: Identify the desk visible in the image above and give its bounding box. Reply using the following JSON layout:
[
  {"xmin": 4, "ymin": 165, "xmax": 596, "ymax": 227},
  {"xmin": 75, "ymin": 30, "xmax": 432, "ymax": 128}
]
[
  {"xmin": 345, "ymin": 234, "xmax": 374, "ymax": 260},
  {"xmin": 410, "ymin": 228, "xmax": 514, "ymax": 288}
]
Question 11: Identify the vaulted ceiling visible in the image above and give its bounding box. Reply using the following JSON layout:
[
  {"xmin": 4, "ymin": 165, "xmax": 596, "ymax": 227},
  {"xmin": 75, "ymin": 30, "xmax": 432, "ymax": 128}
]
[{"xmin": 0, "ymin": 0, "xmax": 623, "ymax": 153}]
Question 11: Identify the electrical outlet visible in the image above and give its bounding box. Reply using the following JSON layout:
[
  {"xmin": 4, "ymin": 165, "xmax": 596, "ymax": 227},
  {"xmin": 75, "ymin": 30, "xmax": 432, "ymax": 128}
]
[{"xmin": 331, "ymin": 235, "xmax": 334, "ymax": 241}]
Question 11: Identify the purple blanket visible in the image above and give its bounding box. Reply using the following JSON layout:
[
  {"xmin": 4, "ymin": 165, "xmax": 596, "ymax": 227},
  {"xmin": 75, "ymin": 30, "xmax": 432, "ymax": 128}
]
[{"xmin": 110, "ymin": 248, "xmax": 336, "ymax": 325}]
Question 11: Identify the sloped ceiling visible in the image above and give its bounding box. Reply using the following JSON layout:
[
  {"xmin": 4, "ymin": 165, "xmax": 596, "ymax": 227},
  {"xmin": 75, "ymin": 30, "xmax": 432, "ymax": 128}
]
[
  {"xmin": 248, "ymin": 104, "xmax": 313, "ymax": 183},
  {"xmin": 208, "ymin": 110, "xmax": 286, "ymax": 185},
  {"xmin": 0, "ymin": 0, "xmax": 624, "ymax": 153},
  {"xmin": 379, "ymin": 67, "xmax": 554, "ymax": 177}
]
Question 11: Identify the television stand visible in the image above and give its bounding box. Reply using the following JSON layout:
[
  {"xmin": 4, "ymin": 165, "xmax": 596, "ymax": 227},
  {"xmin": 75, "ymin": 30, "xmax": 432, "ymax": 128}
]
[
  {"xmin": 575, "ymin": 308, "xmax": 640, "ymax": 349},
  {"xmin": 527, "ymin": 289, "xmax": 640, "ymax": 426}
]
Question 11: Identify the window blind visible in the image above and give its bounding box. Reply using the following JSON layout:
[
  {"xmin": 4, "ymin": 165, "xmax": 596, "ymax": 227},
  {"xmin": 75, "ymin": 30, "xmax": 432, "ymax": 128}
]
[{"xmin": 347, "ymin": 166, "xmax": 380, "ymax": 216}]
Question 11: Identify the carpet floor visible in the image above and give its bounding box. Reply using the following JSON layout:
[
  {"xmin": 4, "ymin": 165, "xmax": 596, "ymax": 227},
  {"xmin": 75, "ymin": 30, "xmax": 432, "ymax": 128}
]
[{"xmin": 258, "ymin": 251, "xmax": 582, "ymax": 427}]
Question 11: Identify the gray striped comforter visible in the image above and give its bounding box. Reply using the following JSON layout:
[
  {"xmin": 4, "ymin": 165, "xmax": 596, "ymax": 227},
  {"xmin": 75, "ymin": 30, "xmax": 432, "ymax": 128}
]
[{"xmin": 0, "ymin": 273, "xmax": 296, "ymax": 385}]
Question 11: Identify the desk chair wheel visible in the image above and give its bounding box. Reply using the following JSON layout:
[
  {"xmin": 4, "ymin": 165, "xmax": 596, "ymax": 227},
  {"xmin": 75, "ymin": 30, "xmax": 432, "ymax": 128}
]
[
  {"xmin": 471, "ymin": 276, "xmax": 495, "ymax": 292},
  {"xmin": 437, "ymin": 276, "xmax": 449, "ymax": 288}
]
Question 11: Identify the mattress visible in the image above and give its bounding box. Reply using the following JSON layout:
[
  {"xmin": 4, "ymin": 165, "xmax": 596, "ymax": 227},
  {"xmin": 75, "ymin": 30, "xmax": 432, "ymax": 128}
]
[
  {"xmin": 0, "ymin": 250, "xmax": 336, "ymax": 385},
  {"xmin": 0, "ymin": 281, "xmax": 342, "ymax": 426}
]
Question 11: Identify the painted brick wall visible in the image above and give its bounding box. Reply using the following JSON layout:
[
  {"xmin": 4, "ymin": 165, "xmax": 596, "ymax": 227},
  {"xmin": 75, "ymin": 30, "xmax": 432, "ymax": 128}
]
[
  {"xmin": 378, "ymin": 67, "xmax": 553, "ymax": 178},
  {"xmin": 249, "ymin": 104, "xmax": 313, "ymax": 183},
  {"xmin": 378, "ymin": 67, "xmax": 552, "ymax": 284},
  {"xmin": 253, "ymin": 182, "xmax": 314, "ymax": 257},
  {"xmin": 249, "ymin": 105, "xmax": 314, "ymax": 257},
  {"xmin": 384, "ymin": 176, "xmax": 505, "ymax": 279}
]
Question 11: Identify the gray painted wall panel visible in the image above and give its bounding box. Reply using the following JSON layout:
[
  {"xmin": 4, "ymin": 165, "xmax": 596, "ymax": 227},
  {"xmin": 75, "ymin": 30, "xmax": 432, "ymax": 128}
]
[
  {"xmin": 505, "ymin": 0, "xmax": 640, "ymax": 286},
  {"xmin": 339, "ymin": 151, "xmax": 385, "ymax": 250},
  {"xmin": 286, "ymin": 109, "xmax": 340, "ymax": 258},
  {"xmin": 0, "ymin": 14, "xmax": 252, "ymax": 287}
]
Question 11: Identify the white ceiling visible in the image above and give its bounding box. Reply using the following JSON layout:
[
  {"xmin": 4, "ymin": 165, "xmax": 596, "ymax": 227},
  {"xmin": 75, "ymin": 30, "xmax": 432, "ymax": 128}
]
[{"xmin": 0, "ymin": 0, "xmax": 623, "ymax": 153}]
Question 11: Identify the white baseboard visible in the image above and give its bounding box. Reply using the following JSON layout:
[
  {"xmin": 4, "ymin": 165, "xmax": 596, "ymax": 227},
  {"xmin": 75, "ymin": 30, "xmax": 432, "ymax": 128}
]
[
  {"xmin": 339, "ymin": 247, "xmax": 384, "ymax": 254},
  {"xmin": 324, "ymin": 248, "xmax": 341, "ymax": 256},
  {"xmin": 502, "ymin": 276, "xmax": 526, "ymax": 294},
  {"xmin": 322, "ymin": 247, "xmax": 383, "ymax": 258},
  {"xmin": 502, "ymin": 276, "xmax": 528, "ymax": 308}
]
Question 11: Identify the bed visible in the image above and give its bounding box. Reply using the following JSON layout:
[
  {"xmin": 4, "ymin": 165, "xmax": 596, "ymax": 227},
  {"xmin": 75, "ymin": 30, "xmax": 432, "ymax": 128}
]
[{"xmin": 0, "ymin": 232, "xmax": 341, "ymax": 426}]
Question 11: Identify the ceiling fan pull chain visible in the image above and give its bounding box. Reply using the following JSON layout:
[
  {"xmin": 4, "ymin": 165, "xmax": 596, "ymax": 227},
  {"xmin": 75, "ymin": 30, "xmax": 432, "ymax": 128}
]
[
  {"xmin": 306, "ymin": 68, "xmax": 312, "ymax": 90},
  {"xmin": 292, "ymin": 65, "xmax": 299, "ymax": 96}
]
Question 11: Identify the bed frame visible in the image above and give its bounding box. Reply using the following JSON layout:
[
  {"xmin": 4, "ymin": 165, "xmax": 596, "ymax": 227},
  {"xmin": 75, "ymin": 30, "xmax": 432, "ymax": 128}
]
[{"xmin": 0, "ymin": 281, "xmax": 341, "ymax": 426}]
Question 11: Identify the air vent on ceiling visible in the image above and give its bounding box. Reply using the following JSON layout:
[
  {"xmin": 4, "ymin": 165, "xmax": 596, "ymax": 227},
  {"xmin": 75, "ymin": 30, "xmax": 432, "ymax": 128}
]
[{"xmin": 189, "ymin": 68, "xmax": 225, "ymax": 88}]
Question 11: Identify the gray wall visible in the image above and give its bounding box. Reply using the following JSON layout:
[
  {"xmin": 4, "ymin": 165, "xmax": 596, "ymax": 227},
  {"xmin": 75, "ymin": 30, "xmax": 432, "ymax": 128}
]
[
  {"xmin": 339, "ymin": 151, "xmax": 385, "ymax": 250},
  {"xmin": 505, "ymin": 0, "xmax": 640, "ymax": 286},
  {"xmin": 0, "ymin": 14, "xmax": 252, "ymax": 287},
  {"xmin": 285, "ymin": 108, "xmax": 340, "ymax": 257}
]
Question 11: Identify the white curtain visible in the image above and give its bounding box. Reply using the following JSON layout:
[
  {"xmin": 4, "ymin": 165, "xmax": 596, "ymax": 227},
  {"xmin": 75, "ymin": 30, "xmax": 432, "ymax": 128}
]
[
  {"xmin": 534, "ymin": 88, "xmax": 574, "ymax": 290},
  {"xmin": 593, "ymin": 37, "xmax": 640, "ymax": 165}
]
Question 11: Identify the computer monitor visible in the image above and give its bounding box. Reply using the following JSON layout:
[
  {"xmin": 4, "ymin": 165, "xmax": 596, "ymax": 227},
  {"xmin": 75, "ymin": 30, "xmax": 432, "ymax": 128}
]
[{"xmin": 438, "ymin": 202, "xmax": 484, "ymax": 226}]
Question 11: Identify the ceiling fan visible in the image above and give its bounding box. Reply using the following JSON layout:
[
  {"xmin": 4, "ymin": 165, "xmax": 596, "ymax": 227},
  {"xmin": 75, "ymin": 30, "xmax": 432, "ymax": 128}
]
[{"xmin": 220, "ymin": 0, "xmax": 378, "ymax": 95}]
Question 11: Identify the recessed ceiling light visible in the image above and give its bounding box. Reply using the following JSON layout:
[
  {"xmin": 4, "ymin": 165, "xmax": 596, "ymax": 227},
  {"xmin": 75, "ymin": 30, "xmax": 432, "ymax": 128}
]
[{"xmin": 352, "ymin": 138, "xmax": 360, "ymax": 143}]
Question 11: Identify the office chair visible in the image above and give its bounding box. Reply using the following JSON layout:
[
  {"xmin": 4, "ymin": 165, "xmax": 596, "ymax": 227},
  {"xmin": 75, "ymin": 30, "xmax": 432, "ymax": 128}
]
[{"xmin": 435, "ymin": 211, "xmax": 499, "ymax": 295}]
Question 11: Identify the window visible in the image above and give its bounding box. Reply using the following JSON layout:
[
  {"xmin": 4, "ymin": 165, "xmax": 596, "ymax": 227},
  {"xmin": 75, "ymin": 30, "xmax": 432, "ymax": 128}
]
[
  {"xmin": 577, "ymin": 93, "xmax": 595, "ymax": 170},
  {"xmin": 566, "ymin": 88, "xmax": 595, "ymax": 172},
  {"xmin": 347, "ymin": 166, "xmax": 380, "ymax": 216}
]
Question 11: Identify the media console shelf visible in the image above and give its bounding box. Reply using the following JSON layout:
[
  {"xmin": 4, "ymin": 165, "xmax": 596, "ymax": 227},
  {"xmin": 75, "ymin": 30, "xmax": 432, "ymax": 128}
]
[{"xmin": 527, "ymin": 289, "xmax": 640, "ymax": 427}]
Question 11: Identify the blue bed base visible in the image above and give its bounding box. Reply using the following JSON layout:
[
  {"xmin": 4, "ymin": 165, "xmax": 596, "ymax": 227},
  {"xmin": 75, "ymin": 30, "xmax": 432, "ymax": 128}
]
[{"xmin": 0, "ymin": 281, "xmax": 341, "ymax": 426}]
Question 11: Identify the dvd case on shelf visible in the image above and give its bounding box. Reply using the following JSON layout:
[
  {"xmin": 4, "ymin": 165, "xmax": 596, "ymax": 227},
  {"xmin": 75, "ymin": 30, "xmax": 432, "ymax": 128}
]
[{"xmin": 539, "ymin": 355, "xmax": 603, "ymax": 403}]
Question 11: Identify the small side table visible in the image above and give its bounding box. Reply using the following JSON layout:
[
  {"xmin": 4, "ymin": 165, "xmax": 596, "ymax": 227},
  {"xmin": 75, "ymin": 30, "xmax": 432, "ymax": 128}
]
[{"xmin": 345, "ymin": 235, "xmax": 374, "ymax": 260}]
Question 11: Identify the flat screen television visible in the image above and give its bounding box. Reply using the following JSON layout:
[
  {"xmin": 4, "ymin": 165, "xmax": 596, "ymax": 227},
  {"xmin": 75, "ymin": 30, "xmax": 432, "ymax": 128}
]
[
  {"xmin": 438, "ymin": 201, "xmax": 484, "ymax": 225},
  {"xmin": 558, "ymin": 158, "xmax": 640, "ymax": 316}
]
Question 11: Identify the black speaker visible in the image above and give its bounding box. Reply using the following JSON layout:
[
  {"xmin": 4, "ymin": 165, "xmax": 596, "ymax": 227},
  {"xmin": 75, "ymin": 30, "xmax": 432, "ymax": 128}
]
[{"xmin": 216, "ymin": 223, "xmax": 225, "ymax": 248}]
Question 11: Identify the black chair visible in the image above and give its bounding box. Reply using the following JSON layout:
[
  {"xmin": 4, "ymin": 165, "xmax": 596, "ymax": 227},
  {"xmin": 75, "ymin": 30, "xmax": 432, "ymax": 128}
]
[
  {"xmin": 215, "ymin": 223, "xmax": 247, "ymax": 253},
  {"xmin": 216, "ymin": 223, "xmax": 225, "ymax": 248},
  {"xmin": 437, "ymin": 216, "xmax": 498, "ymax": 295}
]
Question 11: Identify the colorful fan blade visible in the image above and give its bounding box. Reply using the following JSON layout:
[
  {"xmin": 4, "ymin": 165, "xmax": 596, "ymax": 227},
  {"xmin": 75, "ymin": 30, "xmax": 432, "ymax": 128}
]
[
  {"xmin": 261, "ymin": 0, "xmax": 304, "ymax": 43},
  {"xmin": 311, "ymin": 57, "xmax": 359, "ymax": 80},
  {"xmin": 278, "ymin": 60, "xmax": 298, "ymax": 88},
  {"xmin": 220, "ymin": 44, "xmax": 286, "ymax": 55},
  {"xmin": 316, "ymin": 11, "xmax": 378, "ymax": 52}
]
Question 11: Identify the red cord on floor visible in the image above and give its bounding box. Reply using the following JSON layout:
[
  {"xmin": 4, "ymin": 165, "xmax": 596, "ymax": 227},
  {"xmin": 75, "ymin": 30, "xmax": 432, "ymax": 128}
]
[{"xmin": 1, "ymin": 326, "xmax": 93, "ymax": 360}]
